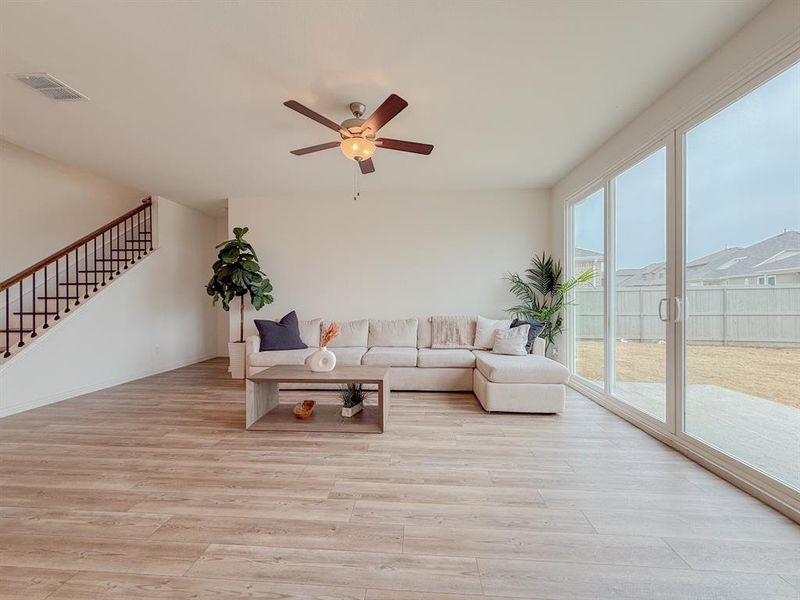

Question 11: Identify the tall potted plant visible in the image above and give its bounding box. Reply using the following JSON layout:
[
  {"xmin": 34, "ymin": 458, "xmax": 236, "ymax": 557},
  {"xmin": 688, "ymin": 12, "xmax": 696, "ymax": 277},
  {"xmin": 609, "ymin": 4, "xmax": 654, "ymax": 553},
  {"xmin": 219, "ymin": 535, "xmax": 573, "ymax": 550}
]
[
  {"xmin": 505, "ymin": 253, "xmax": 594, "ymax": 356},
  {"xmin": 206, "ymin": 227, "xmax": 273, "ymax": 378}
]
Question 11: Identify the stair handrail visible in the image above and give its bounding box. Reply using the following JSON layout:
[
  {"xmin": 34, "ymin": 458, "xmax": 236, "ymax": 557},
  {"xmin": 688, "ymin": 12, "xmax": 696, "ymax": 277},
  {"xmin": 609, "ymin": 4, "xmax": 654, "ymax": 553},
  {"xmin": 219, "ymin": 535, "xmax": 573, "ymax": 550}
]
[{"xmin": 0, "ymin": 197, "xmax": 152, "ymax": 292}]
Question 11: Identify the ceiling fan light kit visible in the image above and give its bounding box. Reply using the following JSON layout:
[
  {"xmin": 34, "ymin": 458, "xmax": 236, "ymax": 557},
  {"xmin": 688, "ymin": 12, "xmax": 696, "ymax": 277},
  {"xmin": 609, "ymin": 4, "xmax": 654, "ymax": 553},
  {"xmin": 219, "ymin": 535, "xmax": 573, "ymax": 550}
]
[{"xmin": 284, "ymin": 93, "xmax": 434, "ymax": 176}]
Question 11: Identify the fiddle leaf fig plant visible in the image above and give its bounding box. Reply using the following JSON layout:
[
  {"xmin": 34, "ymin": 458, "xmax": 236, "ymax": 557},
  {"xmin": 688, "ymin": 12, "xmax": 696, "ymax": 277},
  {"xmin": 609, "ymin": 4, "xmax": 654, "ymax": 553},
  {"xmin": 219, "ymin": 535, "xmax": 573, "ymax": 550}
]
[{"xmin": 206, "ymin": 227, "xmax": 273, "ymax": 342}]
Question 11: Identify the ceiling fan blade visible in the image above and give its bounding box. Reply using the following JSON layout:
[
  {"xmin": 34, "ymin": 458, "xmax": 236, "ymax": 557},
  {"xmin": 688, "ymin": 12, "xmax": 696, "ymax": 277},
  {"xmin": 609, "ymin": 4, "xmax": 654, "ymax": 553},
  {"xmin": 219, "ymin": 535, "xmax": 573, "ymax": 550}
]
[
  {"xmin": 290, "ymin": 141, "xmax": 340, "ymax": 155},
  {"xmin": 376, "ymin": 138, "xmax": 434, "ymax": 155},
  {"xmin": 359, "ymin": 158, "xmax": 375, "ymax": 174},
  {"xmin": 362, "ymin": 94, "xmax": 408, "ymax": 134},
  {"xmin": 284, "ymin": 100, "xmax": 344, "ymax": 134}
]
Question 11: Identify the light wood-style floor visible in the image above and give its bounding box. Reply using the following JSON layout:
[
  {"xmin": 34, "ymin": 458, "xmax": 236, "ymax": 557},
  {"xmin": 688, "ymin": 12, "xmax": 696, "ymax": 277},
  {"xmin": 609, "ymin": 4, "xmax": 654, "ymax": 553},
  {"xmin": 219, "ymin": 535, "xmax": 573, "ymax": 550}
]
[{"xmin": 1, "ymin": 358, "xmax": 798, "ymax": 599}]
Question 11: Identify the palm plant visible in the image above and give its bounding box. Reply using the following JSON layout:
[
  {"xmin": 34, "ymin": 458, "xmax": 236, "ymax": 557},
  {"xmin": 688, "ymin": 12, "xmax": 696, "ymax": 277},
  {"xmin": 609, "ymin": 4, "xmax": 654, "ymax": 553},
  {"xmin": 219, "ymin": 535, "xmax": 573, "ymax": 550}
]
[
  {"xmin": 505, "ymin": 253, "xmax": 595, "ymax": 354},
  {"xmin": 206, "ymin": 227, "xmax": 273, "ymax": 342}
]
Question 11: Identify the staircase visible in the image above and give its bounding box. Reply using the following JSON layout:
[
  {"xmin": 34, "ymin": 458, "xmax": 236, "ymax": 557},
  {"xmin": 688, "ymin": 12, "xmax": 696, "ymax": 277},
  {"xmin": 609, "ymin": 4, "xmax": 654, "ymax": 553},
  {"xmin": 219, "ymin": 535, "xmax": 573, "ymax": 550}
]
[{"xmin": 1, "ymin": 197, "xmax": 154, "ymax": 361}]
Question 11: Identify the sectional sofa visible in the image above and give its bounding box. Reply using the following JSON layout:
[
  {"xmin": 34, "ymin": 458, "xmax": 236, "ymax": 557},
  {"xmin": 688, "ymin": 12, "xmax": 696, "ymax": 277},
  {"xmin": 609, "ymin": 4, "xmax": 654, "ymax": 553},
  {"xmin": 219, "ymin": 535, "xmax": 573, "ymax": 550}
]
[{"xmin": 245, "ymin": 317, "xmax": 569, "ymax": 413}]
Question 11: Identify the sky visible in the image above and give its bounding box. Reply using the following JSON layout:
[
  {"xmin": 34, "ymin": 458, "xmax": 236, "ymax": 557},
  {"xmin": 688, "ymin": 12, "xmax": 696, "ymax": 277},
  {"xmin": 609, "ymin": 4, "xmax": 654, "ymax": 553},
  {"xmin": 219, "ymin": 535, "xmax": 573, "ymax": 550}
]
[{"xmin": 575, "ymin": 61, "xmax": 800, "ymax": 270}]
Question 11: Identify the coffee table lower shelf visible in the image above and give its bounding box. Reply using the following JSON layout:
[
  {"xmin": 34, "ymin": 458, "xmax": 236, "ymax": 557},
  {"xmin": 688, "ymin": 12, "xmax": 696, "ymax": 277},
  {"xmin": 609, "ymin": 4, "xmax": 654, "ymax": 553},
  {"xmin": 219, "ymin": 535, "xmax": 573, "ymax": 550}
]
[
  {"xmin": 248, "ymin": 402, "xmax": 382, "ymax": 433},
  {"xmin": 246, "ymin": 365, "xmax": 390, "ymax": 433}
]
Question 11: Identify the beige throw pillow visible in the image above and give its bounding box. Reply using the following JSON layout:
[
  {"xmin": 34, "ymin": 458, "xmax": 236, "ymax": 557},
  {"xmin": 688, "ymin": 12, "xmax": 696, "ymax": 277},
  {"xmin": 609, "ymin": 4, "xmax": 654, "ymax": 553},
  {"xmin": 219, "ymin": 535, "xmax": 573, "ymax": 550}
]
[
  {"xmin": 474, "ymin": 316, "xmax": 512, "ymax": 349},
  {"xmin": 492, "ymin": 324, "xmax": 530, "ymax": 356}
]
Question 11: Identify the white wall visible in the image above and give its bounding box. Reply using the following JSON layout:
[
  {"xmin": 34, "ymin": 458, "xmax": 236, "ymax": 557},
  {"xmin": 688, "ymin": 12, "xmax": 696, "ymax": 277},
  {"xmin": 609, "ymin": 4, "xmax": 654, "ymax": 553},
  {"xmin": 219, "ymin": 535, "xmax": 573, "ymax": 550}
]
[
  {"xmin": 0, "ymin": 139, "xmax": 145, "ymax": 280},
  {"xmin": 549, "ymin": 0, "xmax": 800, "ymax": 362},
  {"xmin": 0, "ymin": 196, "xmax": 219, "ymax": 417},
  {"xmin": 228, "ymin": 190, "xmax": 551, "ymax": 340}
]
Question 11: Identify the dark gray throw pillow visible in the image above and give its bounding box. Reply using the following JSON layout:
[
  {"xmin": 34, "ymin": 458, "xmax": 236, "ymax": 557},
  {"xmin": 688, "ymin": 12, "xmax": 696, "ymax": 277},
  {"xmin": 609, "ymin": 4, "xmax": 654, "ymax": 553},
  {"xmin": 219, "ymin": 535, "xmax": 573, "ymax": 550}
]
[
  {"xmin": 511, "ymin": 318, "xmax": 546, "ymax": 353},
  {"xmin": 255, "ymin": 311, "xmax": 307, "ymax": 351}
]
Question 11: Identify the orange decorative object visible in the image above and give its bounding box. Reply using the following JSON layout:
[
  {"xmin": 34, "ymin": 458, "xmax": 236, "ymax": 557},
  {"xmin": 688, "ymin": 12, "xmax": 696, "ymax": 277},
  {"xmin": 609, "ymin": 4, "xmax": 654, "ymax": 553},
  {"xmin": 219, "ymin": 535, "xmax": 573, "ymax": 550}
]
[
  {"xmin": 292, "ymin": 400, "xmax": 316, "ymax": 419},
  {"xmin": 320, "ymin": 321, "xmax": 341, "ymax": 348}
]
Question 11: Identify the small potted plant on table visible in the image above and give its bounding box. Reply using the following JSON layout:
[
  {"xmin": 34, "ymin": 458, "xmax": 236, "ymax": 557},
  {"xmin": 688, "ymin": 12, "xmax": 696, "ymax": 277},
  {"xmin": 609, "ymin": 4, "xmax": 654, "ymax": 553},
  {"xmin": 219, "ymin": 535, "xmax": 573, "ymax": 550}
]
[{"xmin": 340, "ymin": 383, "xmax": 368, "ymax": 417}]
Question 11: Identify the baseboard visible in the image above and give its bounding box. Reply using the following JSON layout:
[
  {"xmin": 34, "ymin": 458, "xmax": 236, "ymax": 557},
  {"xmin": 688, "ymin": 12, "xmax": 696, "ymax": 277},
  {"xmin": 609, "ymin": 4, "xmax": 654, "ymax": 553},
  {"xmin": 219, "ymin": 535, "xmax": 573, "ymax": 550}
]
[
  {"xmin": 568, "ymin": 377, "xmax": 800, "ymax": 524},
  {"xmin": 0, "ymin": 353, "xmax": 217, "ymax": 418}
]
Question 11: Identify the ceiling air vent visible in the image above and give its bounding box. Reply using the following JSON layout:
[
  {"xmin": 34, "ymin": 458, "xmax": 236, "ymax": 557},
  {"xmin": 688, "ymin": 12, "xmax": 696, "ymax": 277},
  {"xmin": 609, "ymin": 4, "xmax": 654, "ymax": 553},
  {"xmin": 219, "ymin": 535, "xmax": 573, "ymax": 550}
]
[{"xmin": 15, "ymin": 73, "xmax": 88, "ymax": 101}]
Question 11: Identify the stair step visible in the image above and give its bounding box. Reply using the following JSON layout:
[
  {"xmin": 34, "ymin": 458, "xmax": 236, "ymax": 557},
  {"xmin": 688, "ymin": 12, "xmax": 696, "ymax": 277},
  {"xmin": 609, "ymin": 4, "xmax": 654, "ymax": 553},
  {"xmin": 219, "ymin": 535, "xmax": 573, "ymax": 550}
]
[
  {"xmin": 125, "ymin": 238, "xmax": 151, "ymax": 243},
  {"xmin": 13, "ymin": 310, "xmax": 60, "ymax": 316},
  {"xmin": 94, "ymin": 259, "xmax": 124, "ymax": 263},
  {"xmin": 0, "ymin": 328, "xmax": 34, "ymax": 334},
  {"xmin": 59, "ymin": 281, "xmax": 101, "ymax": 286},
  {"xmin": 77, "ymin": 269, "xmax": 117, "ymax": 274},
  {"xmin": 39, "ymin": 295, "xmax": 80, "ymax": 300},
  {"xmin": 110, "ymin": 249, "xmax": 147, "ymax": 252}
]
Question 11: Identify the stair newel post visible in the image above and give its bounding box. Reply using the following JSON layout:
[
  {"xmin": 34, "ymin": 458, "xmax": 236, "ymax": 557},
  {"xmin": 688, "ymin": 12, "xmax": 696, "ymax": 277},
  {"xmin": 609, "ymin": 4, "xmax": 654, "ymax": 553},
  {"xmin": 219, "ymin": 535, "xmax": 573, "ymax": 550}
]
[
  {"xmin": 4, "ymin": 288, "xmax": 10, "ymax": 357},
  {"xmin": 54, "ymin": 257, "xmax": 60, "ymax": 321},
  {"xmin": 65, "ymin": 253, "xmax": 71, "ymax": 313},
  {"xmin": 42, "ymin": 264, "xmax": 49, "ymax": 330}
]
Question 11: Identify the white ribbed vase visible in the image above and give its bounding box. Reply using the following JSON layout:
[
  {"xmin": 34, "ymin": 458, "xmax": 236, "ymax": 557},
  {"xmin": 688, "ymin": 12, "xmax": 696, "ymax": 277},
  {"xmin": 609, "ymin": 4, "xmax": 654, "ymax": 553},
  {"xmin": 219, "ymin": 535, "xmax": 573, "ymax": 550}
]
[{"xmin": 308, "ymin": 346, "xmax": 336, "ymax": 372}]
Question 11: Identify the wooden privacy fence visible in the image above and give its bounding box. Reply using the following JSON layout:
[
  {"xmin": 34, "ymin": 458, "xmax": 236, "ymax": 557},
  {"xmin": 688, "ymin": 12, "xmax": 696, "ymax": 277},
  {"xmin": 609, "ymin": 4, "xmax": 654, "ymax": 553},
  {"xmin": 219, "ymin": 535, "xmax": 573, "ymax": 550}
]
[{"xmin": 574, "ymin": 285, "xmax": 800, "ymax": 347}]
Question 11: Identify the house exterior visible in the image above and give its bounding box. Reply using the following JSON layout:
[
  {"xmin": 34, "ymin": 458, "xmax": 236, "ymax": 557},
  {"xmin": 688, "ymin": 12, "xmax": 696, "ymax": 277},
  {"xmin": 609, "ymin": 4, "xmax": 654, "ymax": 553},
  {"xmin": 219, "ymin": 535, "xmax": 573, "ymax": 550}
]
[{"xmin": 612, "ymin": 231, "xmax": 800, "ymax": 287}]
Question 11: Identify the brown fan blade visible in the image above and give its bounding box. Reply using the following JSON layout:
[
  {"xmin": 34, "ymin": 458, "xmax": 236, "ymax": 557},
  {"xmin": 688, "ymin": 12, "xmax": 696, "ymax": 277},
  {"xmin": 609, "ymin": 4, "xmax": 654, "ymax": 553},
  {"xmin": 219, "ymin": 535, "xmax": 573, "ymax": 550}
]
[
  {"xmin": 362, "ymin": 94, "xmax": 408, "ymax": 134},
  {"xmin": 284, "ymin": 100, "xmax": 344, "ymax": 134},
  {"xmin": 376, "ymin": 138, "xmax": 434, "ymax": 155},
  {"xmin": 290, "ymin": 141, "xmax": 340, "ymax": 156},
  {"xmin": 359, "ymin": 158, "xmax": 375, "ymax": 174}
]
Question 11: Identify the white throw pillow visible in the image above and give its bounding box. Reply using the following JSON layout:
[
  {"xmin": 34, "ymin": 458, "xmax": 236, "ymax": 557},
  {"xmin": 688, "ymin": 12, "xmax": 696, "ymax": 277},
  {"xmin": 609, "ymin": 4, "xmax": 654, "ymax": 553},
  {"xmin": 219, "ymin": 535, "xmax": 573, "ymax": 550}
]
[
  {"xmin": 492, "ymin": 324, "xmax": 529, "ymax": 356},
  {"xmin": 474, "ymin": 316, "xmax": 512, "ymax": 349}
]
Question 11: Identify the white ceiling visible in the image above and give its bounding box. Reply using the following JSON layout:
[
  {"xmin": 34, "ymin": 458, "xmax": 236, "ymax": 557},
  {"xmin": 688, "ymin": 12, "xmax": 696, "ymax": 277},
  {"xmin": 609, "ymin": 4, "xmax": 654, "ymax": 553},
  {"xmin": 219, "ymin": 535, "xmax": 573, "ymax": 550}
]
[{"xmin": 0, "ymin": 0, "xmax": 769, "ymax": 213}]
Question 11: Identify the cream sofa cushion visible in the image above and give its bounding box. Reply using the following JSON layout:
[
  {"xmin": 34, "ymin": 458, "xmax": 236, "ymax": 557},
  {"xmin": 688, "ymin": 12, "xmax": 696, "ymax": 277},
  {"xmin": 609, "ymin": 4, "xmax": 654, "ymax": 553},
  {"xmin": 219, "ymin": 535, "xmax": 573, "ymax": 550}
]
[
  {"xmin": 369, "ymin": 318, "xmax": 418, "ymax": 347},
  {"xmin": 473, "ymin": 350, "xmax": 569, "ymax": 384},
  {"xmin": 362, "ymin": 346, "xmax": 417, "ymax": 367},
  {"xmin": 474, "ymin": 316, "xmax": 512, "ymax": 349},
  {"xmin": 330, "ymin": 346, "xmax": 368, "ymax": 366},
  {"xmin": 417, "ymin": 317, "xmax": 432, "ymax": 348},
  {"xmin": 299, "ymin": 318, "xmax": 322, "ymax": 347},
  {"xmin": 249, "ymin": 348, "xmax": 316, "ymax": 367},
  {"xmin": 492, "ymin": 324, "xmax": 529, "ymax": 356},
  {"xmin": 325, "ymin": 319, "xmax": 369, "ymax": 347},
  {"xmin": 417, "ymin": 348, "xmax": 476, "ymax": 368}
]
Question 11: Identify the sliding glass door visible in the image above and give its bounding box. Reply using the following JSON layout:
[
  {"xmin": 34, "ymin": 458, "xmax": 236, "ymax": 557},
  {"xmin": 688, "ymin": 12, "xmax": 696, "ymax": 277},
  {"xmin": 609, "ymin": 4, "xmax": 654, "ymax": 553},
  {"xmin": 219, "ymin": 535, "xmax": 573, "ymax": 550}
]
[
  {"xmin": 572, "ymin": 189, "xmax": 605, "ymax": 387},
  {"xmin": 568, "ymin": 55, "xmax": 799, "ymax": 498},
  {"xmin": 680, "ymin": 61, "xmax": 800, "ymax": 491},
  {"xmin": 612, "ymin": 147, "xmax": 668, "ymax": 421}
]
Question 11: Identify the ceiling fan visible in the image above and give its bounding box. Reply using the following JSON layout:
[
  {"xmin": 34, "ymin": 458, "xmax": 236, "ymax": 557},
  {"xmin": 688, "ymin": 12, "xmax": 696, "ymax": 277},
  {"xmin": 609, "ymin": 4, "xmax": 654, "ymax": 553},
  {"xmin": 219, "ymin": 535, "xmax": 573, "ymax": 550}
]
[{"xmin": 284, "ymin": 94, "xmax": 433, "ymax": 174}]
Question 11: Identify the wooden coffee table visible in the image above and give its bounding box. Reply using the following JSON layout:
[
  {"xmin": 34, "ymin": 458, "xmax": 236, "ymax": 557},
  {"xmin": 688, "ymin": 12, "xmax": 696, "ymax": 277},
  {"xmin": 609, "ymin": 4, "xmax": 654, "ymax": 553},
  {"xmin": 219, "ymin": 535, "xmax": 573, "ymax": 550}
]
[{"xmin": 245, "ymin": 365, "xmax": 390, "ymax": 433}]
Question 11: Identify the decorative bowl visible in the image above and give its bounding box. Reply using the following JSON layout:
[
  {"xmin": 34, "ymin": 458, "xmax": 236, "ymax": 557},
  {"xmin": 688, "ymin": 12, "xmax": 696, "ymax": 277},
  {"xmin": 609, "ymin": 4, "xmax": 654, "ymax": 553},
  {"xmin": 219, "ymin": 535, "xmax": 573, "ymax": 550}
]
[{"xmin": 292, "ymin": 400, "xmax": 316, "ymax": 419}]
